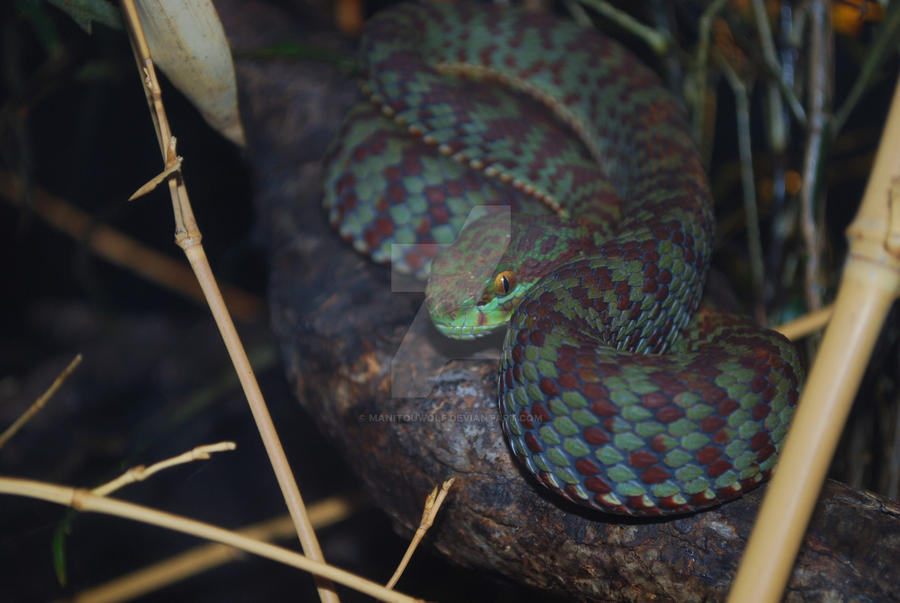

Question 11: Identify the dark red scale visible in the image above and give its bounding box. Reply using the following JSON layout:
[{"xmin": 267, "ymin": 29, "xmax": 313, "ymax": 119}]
[
  {"xmin": 582, "ymin": 382, "xmax": 607, "ymax": 400},
  {"xmin": 649, "ymin": 434, "xmax": 671, "ymax": 453},
  {"xmin": 531, "ymin": 402, "xmax": 552, "ymax": 423},
  {"xmin": 425, "ymin": 186, "xmax": 446, "ymax": 205},
  {"xmin": 700, "ymin": 415, "xmax": 725, "ymax": 433},
  {"xmin": 751, "ymin": 402, "xmax": 770, "ymax": 421},
  {"xmin": 655, "ymin": 405, "xmax": 684, "ymax": 424},
  {"xmin": 702, "ymin": 387, "xmax": 726, "ymax": 404},
  {"xmin": 641, "ymin": 392, "xmax": 669, "ymax": 409},
  {"xmin": 404, "ymin": 249, "xmax": 425, "ymax": 272},
  {"xmin": 524, "ymin": 432, "xmax": 543, "ymax": 453},
  {"xmin": 641, "ymin": 466, "xmax": 671, "ymax": 485},
  {"xmin": 750, "ymin": 374, "xmax": 767, "ymax": 393},
  {"xmin": 583, "ymin": 426, "xmax": 611, "ymax": 445},
  {"xmin": 429, "ymin": 205, "xmax": 450, "ymax": 224},
  {"xmin": 363, "ymin": 228, "xmax": 380, "ymax": 250},
  {"xmin": 629, "ymin": 450, "xmax": 659, "ymax": 469},
  {"xmin": 446, "ymin": 179, "xmax": 464, "ymax": 196},
  {"xmin": 511, "ymin": 345, "xmax": 525, "ymax": 364},
  {"xmin": 750, "ymin": 432, "xmax": 771, "ymax": 451},
  {"xmin": 539, "ymin": 378, "xmax": 560, "ymax": 396},
  {"xmin": 591, "ymin": 400, "xmax": 618, "ymax": 417},
  {"xmin": 530, "ymin": 330, "xmax": 545, "ymax": 346},
  {"xmin": 707, "ymin": 458, "xmax": 732, "ymax": 478},
  {"xmin": 696, "ymin": 445, "xmax": 722, "ymax": 465},
  {"xmin": 575, "ymin": 458, "xmax": 602, "ymax": 476},
  {"xmin": 518, "ymin": 410, "xmax": 535, "ymax": 430},
  {"xmin": 556, "ymin": 354, "xmax": 575, "ymax": 372},
  {"xmin": 658, "ymin": 496, "xmax": 690, "ymax": 511},
  {"xmin": 716, "ymin": 399, "xmax": 739, "ymax": 417},
  {"xmin": 626, "ymin": 496, "xmax": 660, "ymax": 513},
  {"xmin": 557, "ymin": 373, "xmax": 579, "ymax": 390},
  {"xmin": 756, "ymin": 443, "xmax": 776, "ymax": 462},
  {"xmin": 713, "ymin": 429, "xmax": 730, "ymax": 445},
  {"xmin": 585, "ymin": 476, "xmax": 612, "ymax": 493},
  {"xmin": 415, "ymin": 218, "xmax": 432, "ymax": 236}
]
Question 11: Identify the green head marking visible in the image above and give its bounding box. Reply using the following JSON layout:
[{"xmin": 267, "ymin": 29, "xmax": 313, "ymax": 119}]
[{"xmin": 425, "ymin": 211, "xmax": 589, "ymax": 339}]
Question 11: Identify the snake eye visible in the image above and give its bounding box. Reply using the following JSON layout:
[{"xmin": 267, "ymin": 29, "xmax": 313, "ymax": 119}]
[{"xmin": 493, "ymin": 270, "xmax": 516, "ymax": 296}]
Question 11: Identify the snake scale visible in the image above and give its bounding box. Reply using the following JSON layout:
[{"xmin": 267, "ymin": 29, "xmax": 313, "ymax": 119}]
[{"xmin": 323, "ymin": 1, "xmax": 803, "ymax": 516}]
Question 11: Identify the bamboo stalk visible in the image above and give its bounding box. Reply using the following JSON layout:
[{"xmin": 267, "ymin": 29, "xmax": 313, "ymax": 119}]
[
  {"xmin": 0, "ymin": 354, "xmax": 81, "ymax": 449},
  {"xmin": 0, "ymin": 477, "xmax": 415, "ymax": 603},
  {"xmin": 117, "ymin": 3, "xmax": 337, "ymax": 602},
  {"xmin": 67, "ymin": 497, "xmax": 359, "ymax": 603},
  {"xmin": 773, "ymin": 304, "xmax": 832, "ymax": 340},
  {"xmin": 0, "ymin": 171, "xmax": 262, "ymax": 322},
  {"xmin": 729, "ymin": 76, "xmax": 900, "ymax": 603}
]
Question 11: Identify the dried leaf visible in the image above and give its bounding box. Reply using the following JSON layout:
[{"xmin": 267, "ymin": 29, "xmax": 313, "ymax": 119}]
[{"xmin": 134, "ymin": 0, "xmax": 245, "ymax": 146}]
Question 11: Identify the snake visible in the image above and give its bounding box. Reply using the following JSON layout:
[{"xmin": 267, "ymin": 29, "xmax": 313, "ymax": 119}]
[{"xmin": 323, "ymin": 1, "xmax": 803, "ymax": 516}]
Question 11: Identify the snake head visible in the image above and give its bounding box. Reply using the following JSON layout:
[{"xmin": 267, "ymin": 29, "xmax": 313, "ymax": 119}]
[{"xmin": 425, "ymin": 210, "xmax": 589, "ymax": 340}]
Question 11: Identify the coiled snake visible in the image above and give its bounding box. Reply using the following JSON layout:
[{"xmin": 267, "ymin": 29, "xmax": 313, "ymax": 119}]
[{"xmin": 323, "ymin": 2, "xmax": 803, "ymax": 516}]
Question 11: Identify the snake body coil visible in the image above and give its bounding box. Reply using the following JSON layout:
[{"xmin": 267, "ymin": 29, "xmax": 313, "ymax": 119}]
[{"xmin": 324, "ymin": 2, "xmax": 803, "ymax": 516}]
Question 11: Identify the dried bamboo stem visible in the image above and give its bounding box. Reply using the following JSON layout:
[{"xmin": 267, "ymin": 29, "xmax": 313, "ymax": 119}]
[
  {"xmin": 117, "ymin": 3, "xmax": 337, "ymax": 602},
  {"xmin": 0, "ymin": 354, "xmax": 81, "ymax": 449},
  {"xmin": 729, "ymin": 75, "xmax": 900, "ymax": 603},
  {"xmin": 717, "ymin": 52, "xmax": 765, "ymax": 317},
  {"xmin": 0, "ymin": 477, "xmax": 415, "ymax": 603},
  {"xmin": 386, "ymin": 478, "xmax": 455, "ymax": 589},
  {"xmin": 90, "ymin": 442, "xmax": 236, "ymax": 497},
  {"xmin": 577, "ymin": 0, "xmax": 670, "ymax": 54},
  {"xmin": 799, "ymin": 0, "xmax": 831, "ymax": 312},
  {"xmin": 0, "ymin": 171, "xmax": 262, "ymax": 322},
  {"xmin": 67, "ymin": 497, "xmax": 359, "ymax": 603},
  {"xmin": 773, "ymin": 304, "xmax": 832, "ymax": 340}
]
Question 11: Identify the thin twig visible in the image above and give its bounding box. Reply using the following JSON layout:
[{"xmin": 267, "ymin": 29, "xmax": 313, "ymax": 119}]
[
  {"xmin": 799, "ymin": 0, "xmax": 832, "ymax": 312},
  {"xmin": 717, "ymin": 52, "xmax": 765, "ymax": 320},
  {"xmin": 128, "ymin": 153, "xmax": 183, "ymax": 201},
  {"xmin": 692, "ymin": 0, "xmax": 729, "ymax": 149},
  {"xmin": 0, "ymin": 477, "xmax": 417, "ymax": 603},
  {"xmin": 0, "ymin": 354, "xmax": 82, "ymax": 449},
  {"xmin": 91, "ymin": 443, "xmax": 237, "ymax": 497},
  {"xmin": 67, "ymin": 496, "xmax": 361, "ymax": 603},
  {"xmin": 117, "ymin": 3, "xmax": 337, "ymax": 602},
  {"xmin": 386, "ymin": 478, "xmax": 456, "ymax": 590},
  {"xmin": 773, "ymin": 304, "xmax": 833, "ymax": 340},
  {"xmin": 0, "ymin": 171, "xmax": 262, "ymax": 322},
  {"xmin": 750, "ymin": 0, "xmax": 806, "ymax": 127},
  {"xmin": 577, "ymin": 0, "xmax": 670, "ymax": 55}
]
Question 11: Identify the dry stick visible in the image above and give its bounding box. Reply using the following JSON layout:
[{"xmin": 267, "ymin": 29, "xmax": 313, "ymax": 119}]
[
  {"xmin": 117, "ymin": 3, "xmax": 338, "ymax": 602},
  {"xmin": 386, "ymin": 478, "xmax": 456, "ymax": 590},
  {"xmin": 749, "ymin": 0, "xmax": 806, "ymax": 127},
  {"xmin": 773, "ymin": 304, "xmax": 832, "ymax": 341},
  {"xmin": 691, "ymin": 0, "xmax": 728, "ymax": 151},
  {"xmin": 717, "ymin": 53, "xmax": 765, "ymax": 322},
  {"xmin": 799, "ymin": 0, "xmax": 832, "ymax": 313},
  {"xmin": 577, "ymin": 0, "xmax": 670, "ymax": 55},
  {"xmin": 0, "ymin": 477, "xmax": 417, "ymax": 603},
  {"xmin": 0, "ymin": 171, "xmax": 262, "ymax": 323},
  {"xmin": 67, "ymin": 497, "xmax": 360, "ymax": 603},
  {"xmin": 0, "ymin": 353, "xmax": 82, "ymax": 449},
  {"xmin": 729, "ymin": 75, "xmax": 900, "ymax": 603},
  {"xmin": 91, "ymin": 442, "xmax": 237, "ymax": 497}
]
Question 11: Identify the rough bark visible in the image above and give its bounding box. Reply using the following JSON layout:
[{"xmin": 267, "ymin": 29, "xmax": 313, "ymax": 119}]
[{"xmin": 223, "ymin": 1, "xmax": 900, "ymax": 600}]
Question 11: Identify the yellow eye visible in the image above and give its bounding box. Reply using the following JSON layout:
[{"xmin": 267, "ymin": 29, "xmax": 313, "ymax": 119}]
[{"xmin": 493, "ymin": 270, "xmax": 516, "ymax": 296}]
